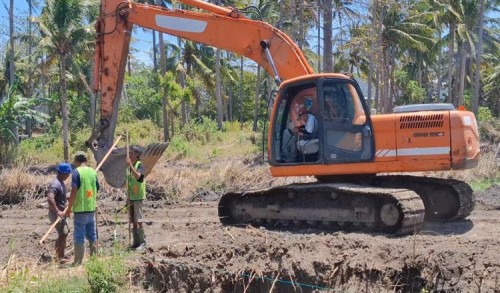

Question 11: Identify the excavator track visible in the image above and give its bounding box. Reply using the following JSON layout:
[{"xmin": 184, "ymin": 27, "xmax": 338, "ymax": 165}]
[
  {"xmin": 370, "ymin": 175, "xmax": 474, "ymax": 221},
  {"xmin": 219, "ymin": 183, "xmax": 425, "ymax": 235}
]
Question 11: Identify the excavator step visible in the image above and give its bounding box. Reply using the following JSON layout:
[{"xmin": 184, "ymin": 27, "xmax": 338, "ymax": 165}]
[{"xmin": 219, "ymin": 183, "xmax": 425, "ymax": 235}]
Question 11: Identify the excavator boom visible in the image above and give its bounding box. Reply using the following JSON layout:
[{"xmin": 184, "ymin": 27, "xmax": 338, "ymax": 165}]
[{"xmin": 90, "ymin": 0, "xmax": 313, "ymax": 187}]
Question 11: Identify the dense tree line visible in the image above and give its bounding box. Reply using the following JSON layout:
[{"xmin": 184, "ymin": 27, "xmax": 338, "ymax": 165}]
[{"xmin": 0, "ymin": 0, "xmax": 498, "ymax": 163}]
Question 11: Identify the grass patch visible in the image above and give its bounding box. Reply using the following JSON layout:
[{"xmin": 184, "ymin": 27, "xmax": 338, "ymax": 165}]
[
  {"xmin": 1, "ymin": 248, "xmax": 132, "ymax": 293},
  {"xmin": 469, "ymin": 178, "xmax": 500, "ymax": 192},
  {"xmin": 85, "ymin": 254, "xmax": 128, "ymax": 293}
]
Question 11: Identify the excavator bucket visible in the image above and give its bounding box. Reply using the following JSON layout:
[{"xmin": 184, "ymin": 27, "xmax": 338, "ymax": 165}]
[
  {"xmin": 139, "ymin": 143, "xmax": 169, "ymax": 176},
  {"xmin": 97, "ymin": 142, "xmax": 169, "ymax": 188}
]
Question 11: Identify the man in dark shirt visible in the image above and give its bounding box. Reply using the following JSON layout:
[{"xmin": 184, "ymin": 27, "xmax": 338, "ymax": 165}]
[{"xmin": 46, "ymin": 162, "xmax": 72, "ymax": 263}]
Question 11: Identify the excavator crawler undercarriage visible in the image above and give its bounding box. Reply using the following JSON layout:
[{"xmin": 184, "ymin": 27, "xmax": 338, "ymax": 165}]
[
  {"xmin": 219, "ymin": 183, "xmax": 426, "ymax": 235},
  {"xmin": 219, "ymin": 175, "xmax": 474, "ymax": 235}
]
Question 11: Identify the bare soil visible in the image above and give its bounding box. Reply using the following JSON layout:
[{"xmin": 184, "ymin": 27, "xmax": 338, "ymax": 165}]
[{"xmin": 0, "ymin": 183, "xmax": 499, "ymax": 292}]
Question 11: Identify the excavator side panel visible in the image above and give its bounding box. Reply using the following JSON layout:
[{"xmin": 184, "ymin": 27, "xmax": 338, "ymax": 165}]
[
  {"xmin": 370, "ymin": 115, "xmax": 398, "ymax": 162},
  {"xmin": 394, "ymin": 111, "xmax": 451, "ymax": 162}
]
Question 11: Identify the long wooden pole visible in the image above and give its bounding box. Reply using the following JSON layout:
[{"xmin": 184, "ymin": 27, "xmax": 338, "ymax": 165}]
[
  {"xmin": 39, "ymin": 136, "xmax": 122, "ymax": 244},
  {"xmin": 126, "ymin": 129, "xmax": 131, "ymax": 247}
]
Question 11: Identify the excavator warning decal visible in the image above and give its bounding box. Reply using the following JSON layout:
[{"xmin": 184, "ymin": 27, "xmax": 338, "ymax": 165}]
[
  {"xmin": 377, "ymin": 147, "xmax": 450, "ymax": 157},
  {"xmin": 155, "ymin": 15, "xmax": 207, "ymax": 33}
]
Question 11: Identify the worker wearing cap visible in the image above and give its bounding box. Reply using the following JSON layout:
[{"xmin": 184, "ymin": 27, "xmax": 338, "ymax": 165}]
[
  {"xmin": 65, "ymin": 151, "xmax": 99, "ymax": 265},
  {"xmin": 127, "ymin": 145, "xmax": 146, "ymax": 250},
  {"xmin": 46, "ymin": 162, "xmax": 72, "ymax": 264}
]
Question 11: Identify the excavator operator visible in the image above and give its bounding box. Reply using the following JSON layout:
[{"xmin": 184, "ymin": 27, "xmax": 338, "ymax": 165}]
[{"xmin": 295, "ymin": 98, "xmax": 319, "ymax": 160}]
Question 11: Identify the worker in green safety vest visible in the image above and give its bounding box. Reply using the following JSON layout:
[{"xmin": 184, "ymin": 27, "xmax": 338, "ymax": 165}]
[
  {"xmin": 127, "ymin": 145, "xmax": 147, "ymax": 250},
  {"xmin": 66, "ymin": 151, "xmax": 99, "ymax": 265}
]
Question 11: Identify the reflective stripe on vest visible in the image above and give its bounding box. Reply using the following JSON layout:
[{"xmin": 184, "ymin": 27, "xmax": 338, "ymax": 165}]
[
  {"xmin": 73, "ymin": 166, "xmax": 97, "ymax": 212},
  {"xmin": 127, "ymin": 161, "xmax": 145, "ymax": 201}
]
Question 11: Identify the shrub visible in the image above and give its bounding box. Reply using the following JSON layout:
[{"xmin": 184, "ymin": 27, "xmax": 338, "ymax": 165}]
[{"xmin": 85, "ymin": 254, "xmax": 127, "ymax": 293}]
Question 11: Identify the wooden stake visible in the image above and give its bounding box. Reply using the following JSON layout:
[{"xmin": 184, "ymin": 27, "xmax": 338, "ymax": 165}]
[{"xmin": 126, "ymin": 129, "xmax": 131, "ymax": 247}]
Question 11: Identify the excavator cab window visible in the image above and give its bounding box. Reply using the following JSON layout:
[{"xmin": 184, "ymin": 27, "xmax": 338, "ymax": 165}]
[
  {"xmin": 273, "ymin": 83, "xmax": 319, "ymax": 163},
  {"xmin": 271, "ymin": 78, "xmax": 374, "ymax": 165},
  {"xmin": 321, "ymin": 79, "xmax": 373, "ymax": 163}
]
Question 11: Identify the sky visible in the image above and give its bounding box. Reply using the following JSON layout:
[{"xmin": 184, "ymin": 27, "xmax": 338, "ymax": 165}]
[{"xmin": 0, "ymin": 0, "xmax": 155, "ymax": 66}]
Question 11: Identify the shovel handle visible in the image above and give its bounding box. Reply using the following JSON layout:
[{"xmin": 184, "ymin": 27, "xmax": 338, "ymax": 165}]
[{"xmin": 39, "ymin": 207, "xmax": 68, "ymax": 244}]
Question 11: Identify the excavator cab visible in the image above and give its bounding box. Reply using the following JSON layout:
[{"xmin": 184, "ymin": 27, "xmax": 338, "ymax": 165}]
[{"xmin": 270, "ymin": 76, "xmax": 375, "ymax": 166}]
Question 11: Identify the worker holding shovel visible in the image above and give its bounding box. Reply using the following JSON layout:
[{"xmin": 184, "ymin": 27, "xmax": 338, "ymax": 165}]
[
  {"xmin": 65, "ymin": 151, "xmax": 100, "ymax": 266},
  {"xmin": 127, "ymin": 145, "xmax": 147, "ymax": 250},
  {"xmin": 46, "ymin": 162, "xmax": 72, "ymax": 264}
]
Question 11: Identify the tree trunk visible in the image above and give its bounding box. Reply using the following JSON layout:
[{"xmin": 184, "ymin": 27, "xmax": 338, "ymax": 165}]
[
  {"xmin": 323, "ymin": 0, "xmax": 333, "ymax": 72},
  {"xmin": 153, "ymin": 30, "xmax": 157, "ymax": 72},
  {"xmin": 228, "ymin": 84, "xmax": 233, "ymax": 121},
  {"xmin": 252, "ymin": 66, "xmax": 261, "ymax": 132},
  {"xmin": 159, "ymin": 31, "xmax": 169, "ymax": 142},
  {"xmin": 8, "ymin": 0, "xmax": 18, "ymax": 146},
  {"xmin": 215, "ymin": 48, "xmax": 223, "ymax": 130},
  {"xmin": 472, "ymin": 0, "xmax": 485, "ymax": 116},
  {"xmin": 60, "ymin": 54, "xmax": 70, "ymax": 161},
  {"xmin": 447, "ymin": 21, "xmax": 456, "ymax": 103},
  {"xmin": 375, "ymin": 0, "xmax": 384, "ymax": 111},
  {"xmin": 436, "ymin": 29, "xmax": 442, "ymax": 102},
  {"xmin": 317, "ymin": 4, "xmax": 321, "ymax": 72},
  {"xmin": 27, "ymin": 0, "xmax": 33, "ymax": 138},
  {"xmin": 457, "ymin": 41, "xmax": 467, "ymax": 106},
  {"xmin": 179, "ymin": 71, "xmax": 187, "ymax": 126},
  {"xmin": 239, "ymin": 56, "xmax": 244, "ymax": 124}
]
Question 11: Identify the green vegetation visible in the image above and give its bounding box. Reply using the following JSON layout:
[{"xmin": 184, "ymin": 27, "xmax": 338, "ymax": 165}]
[
  {"xmin": 0, "ymin": 0, "xmax": 498, "ymax": 166},
  {"xmin": 1, "ymin": 251, "xmax": 130, "ymax": 293},
  {"xmin": 4, "ymin": 273, "xmax": 89, "ymax": 293},
  {"xmin": 85, "ymin": 254, "xmax": 128, "ymax": 293}
]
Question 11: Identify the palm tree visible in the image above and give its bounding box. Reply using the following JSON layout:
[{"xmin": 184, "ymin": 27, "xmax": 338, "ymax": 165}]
[
  {"xmin": 376, "ymin": 1, "xmax": 434, "ymax": 112},
  {"xmin": 37, "ymin": 0, "xmax": 90, "ymax": 161},
  {"xmin": 323, "ymin": 0, "xmax": 333, "ymax": 72},
  {"xmin": 473, "ymin": 0, "xmax": 487, "ymax": 116},
  {"xmin": 430, "ymin": 0, "xmax": 463, "ymax": 104}
]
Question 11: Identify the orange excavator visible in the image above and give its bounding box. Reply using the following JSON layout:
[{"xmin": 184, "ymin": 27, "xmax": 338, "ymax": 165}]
[{"xmin": 91, "ymin": 0, "xmax": 480, "ymax": 234}]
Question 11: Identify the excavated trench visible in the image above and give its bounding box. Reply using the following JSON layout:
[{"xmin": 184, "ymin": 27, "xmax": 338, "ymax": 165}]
[{"xmin": 133, "ymin": 258, "xmax": 444, "ymax": 292}]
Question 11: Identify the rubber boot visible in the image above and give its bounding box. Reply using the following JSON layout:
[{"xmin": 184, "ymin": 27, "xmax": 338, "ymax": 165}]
[
  {"xmin": 131, "ymin": 228, "xmax": 139, "ymax": 249},
  {"xmin": 136, "ymin": 228, "xmax": 146, "ymax": 251},
  {"xmin": 72, "ymin": 243, "xmax": 85, "ymax": 266},
  {"xmin": 56, "ymin": 234, "xmax": 69, "ymax": 263},
  {"xmin": 89, "ymin": 241, "xmax": 98, "ymax": 257}
]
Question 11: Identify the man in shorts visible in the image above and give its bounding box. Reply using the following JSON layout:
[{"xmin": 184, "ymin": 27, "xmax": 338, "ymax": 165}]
[
  {"xmin": 127, "ymin": 145, "xmax": 146, "ymax": 250},
  {"xmin": 46, "ymin": 162, "xmax": 72, "ymax": 263}
]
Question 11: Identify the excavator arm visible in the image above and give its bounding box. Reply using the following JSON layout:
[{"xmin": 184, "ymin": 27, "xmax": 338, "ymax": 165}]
[{"xmin": 89, "ymin": 0, "xmax": 313, "ymax": 187}]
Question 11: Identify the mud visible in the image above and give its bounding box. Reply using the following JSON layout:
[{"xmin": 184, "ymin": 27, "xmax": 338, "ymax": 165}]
[{"xmin": 1, "ymin": 184, "xmax": 499, "ymax": 292}]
